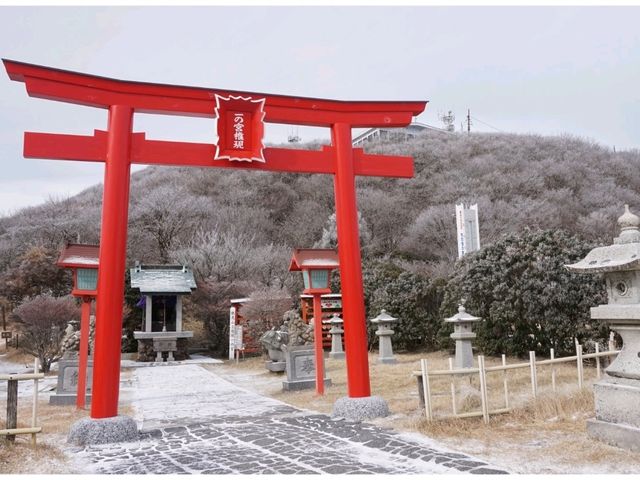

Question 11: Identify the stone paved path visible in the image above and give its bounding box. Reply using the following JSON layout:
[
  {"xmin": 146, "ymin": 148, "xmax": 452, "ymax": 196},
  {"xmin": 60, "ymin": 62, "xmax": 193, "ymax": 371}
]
[{"xmin": 70, "ymin": 364, "xmax": 508, "ymax": 474}]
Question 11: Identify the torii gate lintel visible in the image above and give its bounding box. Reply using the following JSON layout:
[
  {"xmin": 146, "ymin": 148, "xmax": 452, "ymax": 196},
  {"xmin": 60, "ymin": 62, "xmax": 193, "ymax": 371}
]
[{"xmin": 23, "ymin": 130, "xmax": 415, "ymax": 178}]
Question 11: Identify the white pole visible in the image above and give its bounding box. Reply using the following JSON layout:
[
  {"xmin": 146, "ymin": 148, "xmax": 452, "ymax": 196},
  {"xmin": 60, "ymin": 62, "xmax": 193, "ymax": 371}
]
[
  {"xmin": 32, "ymin": 358, "xmax": 39, "ymax": 447},
  {"xmin": 32, "ymin": 358, "xmax": 39, "ymax": 427},
  {"xmin": 550, "ymin": 348, "xmax": 556, "ymax": 393},
  {"xmin": 577, "ymin": 344, "xmax": 584, "ymax": 389},
  {"xmin": 529, "ymin": 351, "xmax": 538, "ymax": 399},
  {"xmin": 501, "ymin": 354, "xmax": 509, "ymax": 409},
  {"xmin": 608, "ymin": 331, "xmax": 615, "ymax": 352},
  {"xmin": 596, "ymin": 343, "xmax": 601, "ymax": 378},
  {"xmin": 145, "ymin": 295, "xmax": 152, "ymax": 332},
  {"xmin": 448, "ymin": 357, "xmax": 457, "ymax": 415},
  {"xmin": 420, "ymin": 359, "xmax": 433, "ymax": 421},
  {"xmin": 175, "ymin": 295, "xmax": 183, "ymax": 332},
  {"xmin": 478, "ymin": 355, "xmax": 489, "ymax": 424}
]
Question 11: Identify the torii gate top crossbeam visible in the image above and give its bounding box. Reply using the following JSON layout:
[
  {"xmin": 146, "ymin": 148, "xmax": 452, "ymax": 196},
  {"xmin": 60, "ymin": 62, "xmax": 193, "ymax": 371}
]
[
  {"xmin": 3, "ymin": 59, "xmax": 427, "ymax": 178},
  {"xmin": 3, "ymin": 59, "xmax": 426, "ymax": 128}
]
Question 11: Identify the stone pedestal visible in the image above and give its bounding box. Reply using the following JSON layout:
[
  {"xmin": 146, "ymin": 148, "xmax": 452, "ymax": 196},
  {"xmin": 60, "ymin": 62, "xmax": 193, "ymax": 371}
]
[
  {"xmin": 134, "ymin": 333, "xmax": 192, "ymax": 362},
  {"xmin": 265, "ymin": 361, "xmax": 286, "ymax": 372},
  {"xmin": 68, "ymin": 415, "xmax": 138, "ymax": 446},
  {"xmin": 584, "ymin": 321, "xmax": 640, "ymax": 450},
  {"xmin": 282, "ymin": 345, "xmax": 331, "ymax": 391},
  {"xmin": 332, "ymin": 396, "xmax": 389, "ymax": 421},
  {"xmin": 49, "ymin": 357, "xmax": 93, "ymax": 405},
  {"xmin": 587, "ymin": 374, "xmax": 640, "ymax": 451}
]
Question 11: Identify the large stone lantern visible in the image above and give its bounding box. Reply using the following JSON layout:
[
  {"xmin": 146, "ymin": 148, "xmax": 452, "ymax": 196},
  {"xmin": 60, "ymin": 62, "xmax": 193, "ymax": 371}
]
[
  {"xmin": 445, "ymin": 304, "xmax": 481, "ymax": 369},
  {"xmin": 566, "ymin": 205, "xmax": 640, "ymax": 451}
]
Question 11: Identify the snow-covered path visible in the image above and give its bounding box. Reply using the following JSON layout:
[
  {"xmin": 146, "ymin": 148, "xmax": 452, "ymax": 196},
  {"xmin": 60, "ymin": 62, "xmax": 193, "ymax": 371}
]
[
  {"xmin": 130, "ymin": 363, "xmax": 286, "ymax": 430},
  {"xmin": 72, "ymin": 363, "xmax": 509, "ymax": 474}
]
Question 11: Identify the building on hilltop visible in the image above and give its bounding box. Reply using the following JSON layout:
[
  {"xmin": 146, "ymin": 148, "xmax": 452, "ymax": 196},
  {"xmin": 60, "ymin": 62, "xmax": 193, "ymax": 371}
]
[{"xmin": 352, "ymin": 122, "xmax": 450, "ymax": 147}]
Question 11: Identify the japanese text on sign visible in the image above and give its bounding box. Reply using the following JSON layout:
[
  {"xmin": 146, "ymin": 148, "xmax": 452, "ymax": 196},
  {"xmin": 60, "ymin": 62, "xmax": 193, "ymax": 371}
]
[{"xmin": 233, "ymin": 113, "xmax": 245, "ymax": 150}]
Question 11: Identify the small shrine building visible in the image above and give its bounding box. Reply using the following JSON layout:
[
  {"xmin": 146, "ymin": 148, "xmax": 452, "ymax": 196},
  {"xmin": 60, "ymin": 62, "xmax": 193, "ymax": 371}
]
[{"xmin": 131, "ymin": 264, "xmax": 196, "ymax": 361}]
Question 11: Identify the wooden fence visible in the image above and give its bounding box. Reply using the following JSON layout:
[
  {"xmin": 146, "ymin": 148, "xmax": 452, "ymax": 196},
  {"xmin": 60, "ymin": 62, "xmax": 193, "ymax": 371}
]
[
  {"xmin": 416, "ymin": 336, "xmax": 620, "ymax": 424},
  {"xmin": 1, "ymin": 358, "xmax": 43, "ymax": 446}
]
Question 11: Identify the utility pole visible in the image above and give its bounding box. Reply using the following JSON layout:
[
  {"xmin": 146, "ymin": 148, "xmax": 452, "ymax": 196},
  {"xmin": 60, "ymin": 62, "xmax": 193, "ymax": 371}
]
[
  {"xmin": 2, "ymin": 304, "xmax": 5, "ymax": 350},
  {"xmin": 467, "ymin": 109, "xmax": 472, "ymax": 134}
]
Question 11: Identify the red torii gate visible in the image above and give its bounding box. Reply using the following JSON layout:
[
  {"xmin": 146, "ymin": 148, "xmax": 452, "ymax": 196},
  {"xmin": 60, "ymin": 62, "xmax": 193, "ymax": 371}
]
[{"xmin": 3, "ymin": 59, "xmax": 427, "ymax": 420}]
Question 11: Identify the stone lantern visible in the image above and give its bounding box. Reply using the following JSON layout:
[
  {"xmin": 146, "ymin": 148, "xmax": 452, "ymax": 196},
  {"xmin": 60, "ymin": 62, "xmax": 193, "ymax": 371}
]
[
  {"xmin": 566, "ymin": 205, "xmax": 640, "ymax": 451},
  {"xmin": 370, "ymin": 310, "xmax": 399, "ymax": 364},
  {"xmin": 445, "ymin": 304, "xmax": 481, "ymax": 369},
  {"xmin": 324, "ymin": 313, "xmax": 345, "ymax": 359}
]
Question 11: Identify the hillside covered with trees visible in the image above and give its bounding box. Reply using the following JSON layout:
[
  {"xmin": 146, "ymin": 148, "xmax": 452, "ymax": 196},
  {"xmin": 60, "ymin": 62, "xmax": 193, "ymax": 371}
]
[{"xmin": 1, "ymin": 131, "xmax": 638, "ymax": 357}]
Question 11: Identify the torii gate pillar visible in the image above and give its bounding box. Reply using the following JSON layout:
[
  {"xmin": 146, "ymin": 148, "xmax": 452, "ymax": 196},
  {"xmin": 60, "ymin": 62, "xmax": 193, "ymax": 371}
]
[
  {"xmin": 93, "ymin": 105, "xmax": 134, "ymax": 418},
  {"xmin": 332, "ymin": 123, "xmax": 370, "ymax": 397}
]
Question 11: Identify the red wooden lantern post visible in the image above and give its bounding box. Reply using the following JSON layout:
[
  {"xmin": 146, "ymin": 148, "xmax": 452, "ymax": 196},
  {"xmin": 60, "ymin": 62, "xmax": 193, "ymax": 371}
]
[
  {"xmin": 57, "ymin": 243, "xmax": 99, "ymax": 409},
  {"xmin": 3, "ymin": 59, "xmax": 426, "ymax": 421},
  {"xmin": 289, "ymin": 248, "xmax": 339, "ymax": 395}
]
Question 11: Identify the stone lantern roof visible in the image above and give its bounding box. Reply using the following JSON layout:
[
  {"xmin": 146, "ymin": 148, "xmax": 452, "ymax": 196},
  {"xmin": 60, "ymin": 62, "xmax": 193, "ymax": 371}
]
[
  {"xmin": 444, "ymin": 304, "xmax": 481, "ymax": 324},
  {"xmin": 566, "ymin": 205, "xmax": 640, "ymax": 274},
  {"xmin": 370, "ymin": 310, "xmax": 398, "ymax": 325}
]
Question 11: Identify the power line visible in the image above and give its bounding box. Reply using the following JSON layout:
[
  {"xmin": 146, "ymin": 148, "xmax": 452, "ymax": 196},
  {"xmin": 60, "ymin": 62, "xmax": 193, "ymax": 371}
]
[{"xmin": 470, "ymin": 115, "xmax": 505, "ymax": 133}]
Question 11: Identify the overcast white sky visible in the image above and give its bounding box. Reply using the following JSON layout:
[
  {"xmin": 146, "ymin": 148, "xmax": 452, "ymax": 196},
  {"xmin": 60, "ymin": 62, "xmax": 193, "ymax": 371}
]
[{"xmin": 0, "ymin": 6, "xmax": 639, "ymax": 216}]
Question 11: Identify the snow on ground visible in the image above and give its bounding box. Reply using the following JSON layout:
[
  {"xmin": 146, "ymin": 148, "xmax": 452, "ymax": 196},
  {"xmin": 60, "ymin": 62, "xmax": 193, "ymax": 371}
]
[
  {"xmin": 0, "ymin": 354, "xmax": 57, "ymax": 399},
  {"xmin": 0, "ymin": 354, "xmax": 30, "ymax": 374},
  {"xmin": 71, "ymin": 362, "xmax": 506, "ymax": 475},
  {"xmin": 129, "ymin": 363, "xmax": 290, "ymax": 430},
  {"xmin": 120, "ymin": 353, "xmax": 222, "ymax": 369}
]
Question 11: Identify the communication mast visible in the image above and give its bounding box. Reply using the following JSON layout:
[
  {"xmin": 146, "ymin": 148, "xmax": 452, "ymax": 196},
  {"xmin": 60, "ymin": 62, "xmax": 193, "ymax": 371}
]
[
  {"xmin": 438, "ymin": 110, "xmax": 456, "ymax": 132},
  {"xmin": 288, "ymin": 127, "xmax": 301, "ymax": 143}
]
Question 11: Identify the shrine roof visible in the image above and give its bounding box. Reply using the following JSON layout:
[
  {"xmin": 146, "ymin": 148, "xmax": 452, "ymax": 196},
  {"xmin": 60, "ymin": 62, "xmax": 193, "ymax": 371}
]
[
  {"xmin": 289, "ymin": 248, "xmax": 340, "ymax": 271},
  {"xmin": 130, "ymin": 264, "xmax": 197, "ymax": 294},
  {"xmin": 57, "ymin": 243, "xmax": 99, "ymax": 268}
]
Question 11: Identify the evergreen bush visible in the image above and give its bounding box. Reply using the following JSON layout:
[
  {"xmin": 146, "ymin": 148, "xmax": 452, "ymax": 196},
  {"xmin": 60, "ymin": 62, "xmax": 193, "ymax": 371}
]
[{"xmin": 439, "ymin": 229, "xmax": 608, "ymax": 357}]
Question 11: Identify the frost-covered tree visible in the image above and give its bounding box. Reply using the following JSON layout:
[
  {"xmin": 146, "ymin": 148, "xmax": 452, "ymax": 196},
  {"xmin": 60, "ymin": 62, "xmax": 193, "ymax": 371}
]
[
  {"xmin": 0, "ymin": 245, "xmax": 70, "ymax": 304},
  {"xmin": 315, "ymin": 212, "xmax": 371, "ymax": 251},
  {"xmin": 11, "ymin": 294, "xmax": 80, "ymax": 372},
  {"xmin": 130, "ymin": 183, "xmax": 209, "ymax": 263},
  {"xmin": 241, "ymin": 286, "xmax": 293, "ymax": 343}
]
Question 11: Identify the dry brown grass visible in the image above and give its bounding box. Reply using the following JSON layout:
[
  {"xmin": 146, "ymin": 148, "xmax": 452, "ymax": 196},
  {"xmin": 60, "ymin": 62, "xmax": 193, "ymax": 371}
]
[
  {"xmin": 0, "ymin": 370, "xmax": 135, "ymax": 474},
  {"xmin": 0, "ymin": 398, "xmax": 90, "ymax": 474},
  {"xmin": 0, "ymin": 440, "xmax": 71, "ymax": 474},
  {"xmin": 0, "ymin": 347, "xmax": 35, "ymax": 366},
  {"xmin": 218, "ymin": 350, "xmax": 595, "ymax": 419}
]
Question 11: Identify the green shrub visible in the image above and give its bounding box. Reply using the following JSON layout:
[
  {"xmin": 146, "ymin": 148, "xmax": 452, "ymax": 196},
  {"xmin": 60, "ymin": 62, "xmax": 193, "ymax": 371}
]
[
  {"xmin": 360, "ymin": 259, "xmax": 445, "ymax": 351},
  {"xmin": 440, "ymin": 229, "xmax": 607, "ymax": 357}
]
